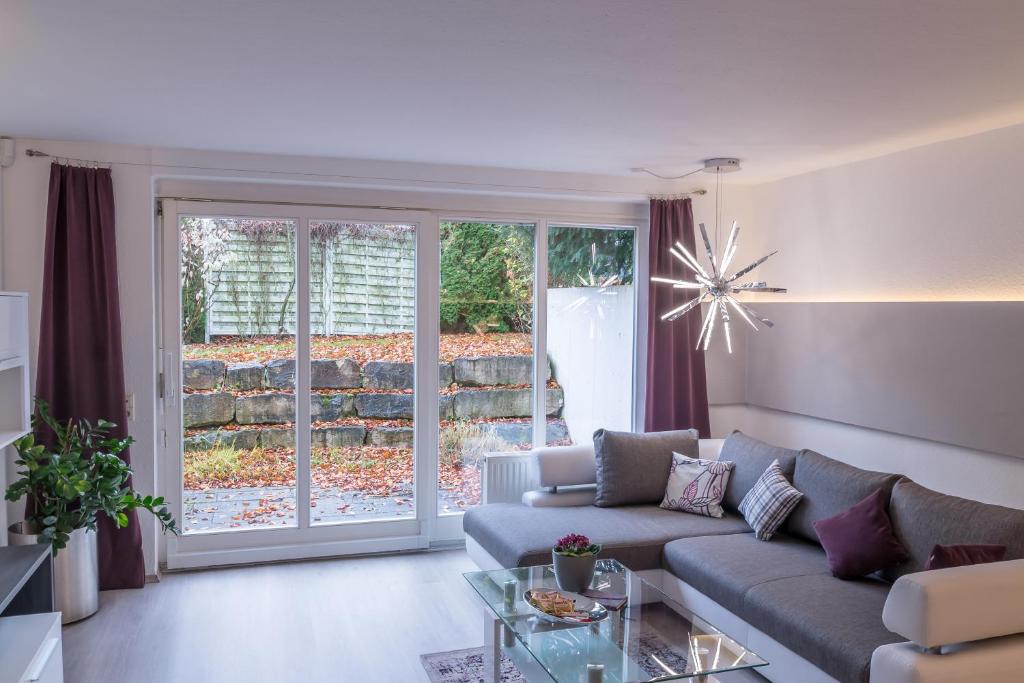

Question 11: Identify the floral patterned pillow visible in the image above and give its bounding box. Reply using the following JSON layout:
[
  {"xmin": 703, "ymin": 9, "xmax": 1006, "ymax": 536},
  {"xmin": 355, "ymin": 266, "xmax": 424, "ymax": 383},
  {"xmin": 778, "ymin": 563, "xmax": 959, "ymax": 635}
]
[{"xmin": 660, "ymin": 452, "xmax": 735, "ymax": 518}]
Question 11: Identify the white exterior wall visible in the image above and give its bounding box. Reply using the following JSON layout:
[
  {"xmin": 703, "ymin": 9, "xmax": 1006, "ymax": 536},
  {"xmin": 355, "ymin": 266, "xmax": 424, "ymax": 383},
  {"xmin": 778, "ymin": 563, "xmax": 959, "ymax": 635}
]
[{"xmin": 547, "ymin": 285, "xmax": 634, "ymax": 445}]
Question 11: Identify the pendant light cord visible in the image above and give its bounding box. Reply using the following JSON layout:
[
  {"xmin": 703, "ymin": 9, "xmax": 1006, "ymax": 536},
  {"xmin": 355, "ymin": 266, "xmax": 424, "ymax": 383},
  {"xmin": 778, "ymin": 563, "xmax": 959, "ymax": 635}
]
[{"xmin": 715, "ymin": 170, "xmax": 723, "ymax": 258}]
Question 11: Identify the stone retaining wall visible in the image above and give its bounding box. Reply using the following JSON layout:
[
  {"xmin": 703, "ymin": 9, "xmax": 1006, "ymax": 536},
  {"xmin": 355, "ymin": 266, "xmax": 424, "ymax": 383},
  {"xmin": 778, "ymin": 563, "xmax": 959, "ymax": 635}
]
[
  {"xmin": 185, "ymin": 420, "xmax": 569, "ymax": 452},
  {"xmin": 183, "ymin": 355, "xmax": 540, "ymax": 392},
  {"xmin": 183, "ymin": 354, "xmax": 567, "ymax": 451}
]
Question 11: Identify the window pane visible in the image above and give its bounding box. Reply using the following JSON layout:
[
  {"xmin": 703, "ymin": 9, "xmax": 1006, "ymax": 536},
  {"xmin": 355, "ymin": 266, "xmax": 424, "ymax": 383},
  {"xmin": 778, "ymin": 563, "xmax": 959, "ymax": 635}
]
[
  {"xmin": 180, "ymin": 216, "xmax": 297, "ymax": 533},
  {"xmin": 309, "ymin": 222, "xmax": 416, "ymax": 525},
  {"xmin": 439, "ymin": 221, "xmax": 536, "ymax": 514},
  {"xmin": 546, "ymin": 225, "xmax": 635, "ymax": 445}
]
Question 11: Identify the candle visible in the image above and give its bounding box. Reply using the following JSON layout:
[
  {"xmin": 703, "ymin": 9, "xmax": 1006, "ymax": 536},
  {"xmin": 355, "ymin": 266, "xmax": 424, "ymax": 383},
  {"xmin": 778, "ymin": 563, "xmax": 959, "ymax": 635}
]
[
  {"xmin": 503, "ymin": 579, "xmax": 516, "ymax": 612},
  {"xmin": 587, "ymin": 664, "xmax": 604, "ymax": 683}
]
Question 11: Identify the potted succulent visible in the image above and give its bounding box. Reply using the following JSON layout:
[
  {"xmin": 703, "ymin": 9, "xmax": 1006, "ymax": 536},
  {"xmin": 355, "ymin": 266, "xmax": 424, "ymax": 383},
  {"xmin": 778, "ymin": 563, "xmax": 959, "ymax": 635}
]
[
  {"xmin": 552, "ymin": 533, "xmax": 602, "ymax": 593},
  {"xmin": 5, "ymin": 400, "xmax": 179, "ymax": 623}
]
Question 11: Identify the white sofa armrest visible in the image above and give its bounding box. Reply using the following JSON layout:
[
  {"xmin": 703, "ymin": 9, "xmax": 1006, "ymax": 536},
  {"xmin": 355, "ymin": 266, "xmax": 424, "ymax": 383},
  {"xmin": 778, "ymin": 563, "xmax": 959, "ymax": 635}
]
[
  {"xmin": 522, "ymin": 486, "xmax": 596, "ymax": 507},
  {"xmin": 871, "ymin": 635, "xmax": 1024, "ymax": 683},
  {"xmin": 533, "ymin": 444, "xmax": 596, "ymax": 488},
  {"xmin": 883, "ymin": 559, "xmax": 1024, "ymax": 649}
]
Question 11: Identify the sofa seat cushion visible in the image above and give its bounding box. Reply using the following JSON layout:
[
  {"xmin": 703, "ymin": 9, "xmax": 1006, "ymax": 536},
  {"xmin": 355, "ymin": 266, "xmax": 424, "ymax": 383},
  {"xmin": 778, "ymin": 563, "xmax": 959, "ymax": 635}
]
[
  {"xmin": 463, "ymin": 502, "xmax": 751, "ymax": 569},
  {"xmin": 743, "ymin": 575, "xmax": 902, "ymax": 683},
  {"xmin": 662, "ymin": 533, "xmax": 830, "ymax": 615}
]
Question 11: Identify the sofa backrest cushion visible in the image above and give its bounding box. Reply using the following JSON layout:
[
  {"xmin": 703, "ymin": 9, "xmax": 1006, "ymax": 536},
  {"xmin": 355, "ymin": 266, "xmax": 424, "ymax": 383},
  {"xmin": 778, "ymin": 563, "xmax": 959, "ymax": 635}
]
[
  {"xmin": 785, "ymin": 449, "xmax": 902, "ymax": 544},
  {"xmin": 592, "ymin": 428, "xmax": 698, "ymax": 507},
  {"xmin": 882, "ymin": 479, "xmax": 1024, "ymax": 580},
  {"xmin": 720, "ymin": 431, "xmax": 799, "ymax": 512}
]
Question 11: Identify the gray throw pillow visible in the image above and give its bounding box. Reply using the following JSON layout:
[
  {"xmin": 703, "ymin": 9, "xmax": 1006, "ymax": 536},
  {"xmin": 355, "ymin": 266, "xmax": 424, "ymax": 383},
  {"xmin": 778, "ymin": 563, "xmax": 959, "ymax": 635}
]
[{"xmin": 592, "ymin": 428, "xmax": 699, "ymax": 507}]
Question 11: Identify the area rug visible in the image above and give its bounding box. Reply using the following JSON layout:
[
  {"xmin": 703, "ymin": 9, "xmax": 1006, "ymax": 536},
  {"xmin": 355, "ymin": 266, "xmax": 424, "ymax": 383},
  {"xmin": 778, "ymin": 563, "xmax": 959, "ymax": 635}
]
[{"xmin": 420, "ymin": 647, "xmax": 526, "ymax": 683}]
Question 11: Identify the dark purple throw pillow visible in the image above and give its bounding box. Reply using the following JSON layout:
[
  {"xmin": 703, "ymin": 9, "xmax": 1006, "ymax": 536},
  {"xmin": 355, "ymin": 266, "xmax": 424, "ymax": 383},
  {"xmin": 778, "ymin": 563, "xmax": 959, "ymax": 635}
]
[
  {"xmin": 925, "ymin": 544, "xmax": 1007, "ymax": 570},
  {"xmin": 813, "ymin": 488, "xmax": 908, "ymax": 579}
]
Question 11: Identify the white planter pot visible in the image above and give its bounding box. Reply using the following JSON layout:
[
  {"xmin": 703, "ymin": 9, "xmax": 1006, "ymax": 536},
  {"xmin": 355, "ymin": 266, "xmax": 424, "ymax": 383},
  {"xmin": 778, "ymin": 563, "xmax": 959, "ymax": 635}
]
[{"xmin": 9, "ymin": 523, "xmax": 99, "ymax": 624}]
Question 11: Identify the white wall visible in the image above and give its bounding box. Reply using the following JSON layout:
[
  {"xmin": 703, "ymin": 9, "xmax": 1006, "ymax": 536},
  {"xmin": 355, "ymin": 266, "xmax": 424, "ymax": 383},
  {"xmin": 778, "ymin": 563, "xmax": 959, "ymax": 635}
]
[
  {"xmin": 740, "ymin": 124, "xmax": 1024, "ymax": 303},
  {"xmin": 707, "ymin": 123, "xmax": 1024, "ymax": 510},
  {"xmin": 716, "ymin": 405, "xmax": 1024, "ymax": 510},
  {"xmin": 0, "ymin": 137, "xmax": 667, "ymax": 569},
  {"xmin": 547, "ymin": 285, "xmax": 634, "ymax": 443}
]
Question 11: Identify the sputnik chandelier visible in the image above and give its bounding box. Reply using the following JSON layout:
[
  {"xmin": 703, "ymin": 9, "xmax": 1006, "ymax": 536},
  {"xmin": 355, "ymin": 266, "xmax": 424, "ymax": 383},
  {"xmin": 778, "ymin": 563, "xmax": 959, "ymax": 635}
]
[{"xmin": 647, "ymin": 158, "xmax": 787, "ymax": 353}]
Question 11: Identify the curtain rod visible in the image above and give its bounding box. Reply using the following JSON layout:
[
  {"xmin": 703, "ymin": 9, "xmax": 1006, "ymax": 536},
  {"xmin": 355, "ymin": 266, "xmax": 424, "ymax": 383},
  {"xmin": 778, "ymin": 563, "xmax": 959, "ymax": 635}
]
[
  {"xmin": 156, "ymin": 195, "xmax": 694, "ymax": 217},
  {"xmin": 649, "ymin": 191, "xmax": 707, "ymax": 200},
  {"xmin": 24, "ymin": 148, "xmax": 706, "ymax": 200},
  {"xmin": 157, "ymin": 196, "xmax": 429, "ymax": 212}
]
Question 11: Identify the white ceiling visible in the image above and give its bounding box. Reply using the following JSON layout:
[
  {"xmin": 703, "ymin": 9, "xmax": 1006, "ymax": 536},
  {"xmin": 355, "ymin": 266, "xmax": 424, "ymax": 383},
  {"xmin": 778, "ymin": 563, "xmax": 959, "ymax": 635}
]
[{"xmin": 2, "ymin": 0, "xmax": 1024, "ymax": 181}]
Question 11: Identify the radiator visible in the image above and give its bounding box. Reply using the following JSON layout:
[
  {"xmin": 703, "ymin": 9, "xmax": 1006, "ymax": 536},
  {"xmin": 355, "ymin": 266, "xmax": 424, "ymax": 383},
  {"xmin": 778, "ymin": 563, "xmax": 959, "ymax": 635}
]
[{"xmin": 481, "ymin": 451, "xmax": 537, "ymax": 504}]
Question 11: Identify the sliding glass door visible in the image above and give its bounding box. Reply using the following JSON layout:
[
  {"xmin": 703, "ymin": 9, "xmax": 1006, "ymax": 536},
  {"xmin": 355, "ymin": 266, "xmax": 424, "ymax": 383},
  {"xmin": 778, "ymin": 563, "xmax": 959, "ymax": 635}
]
[
  {"xmin": 545, "ymin": 225, "xmax": 636, "ymax": 445},
  {"xmin": 177, "ymin": 215, "xmax": 299, "ymax": 531},
  {"xmin": 307, "ymin": 221, "xmax": 417, "ymax": 526},
  {"xmin": 162, "ymin": 202, "xmax": 430, "ymax": 568},
  {"xmin": 437, "ymin": 221, "xmax": 536, "ymax": 516},
  {"xmin": 161, "ymin": 202, "xmax": 639, "ymax": 565}
]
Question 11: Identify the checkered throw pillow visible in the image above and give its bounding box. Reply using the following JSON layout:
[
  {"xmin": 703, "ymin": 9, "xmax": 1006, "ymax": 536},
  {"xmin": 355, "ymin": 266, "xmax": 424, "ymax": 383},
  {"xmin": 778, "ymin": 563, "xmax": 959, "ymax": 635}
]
[{"xmin": 739, "ymin": 459, "xmax": 804, "ymax": 541}]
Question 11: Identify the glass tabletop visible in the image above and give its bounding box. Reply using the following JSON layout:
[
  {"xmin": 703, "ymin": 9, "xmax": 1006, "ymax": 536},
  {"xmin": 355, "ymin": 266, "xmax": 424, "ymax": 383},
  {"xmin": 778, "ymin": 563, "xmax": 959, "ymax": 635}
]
[{"xmin": 464, "ymin": 560, "xmax": 767, "ymax": 682}]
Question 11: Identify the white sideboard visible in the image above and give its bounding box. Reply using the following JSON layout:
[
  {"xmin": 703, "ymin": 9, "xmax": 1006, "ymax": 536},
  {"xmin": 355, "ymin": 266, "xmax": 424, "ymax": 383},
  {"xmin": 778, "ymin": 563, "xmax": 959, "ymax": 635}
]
[{"xmin": 0, "ymin": 612, "xmax": 63, "ymax": 683}]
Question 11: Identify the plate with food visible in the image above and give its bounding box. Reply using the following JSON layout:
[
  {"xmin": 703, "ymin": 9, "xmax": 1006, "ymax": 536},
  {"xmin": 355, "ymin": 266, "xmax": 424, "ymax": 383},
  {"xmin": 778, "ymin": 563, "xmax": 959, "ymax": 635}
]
[{"xmin": 523, "ymin": 589, "xmax": 609, "ymax": 624}]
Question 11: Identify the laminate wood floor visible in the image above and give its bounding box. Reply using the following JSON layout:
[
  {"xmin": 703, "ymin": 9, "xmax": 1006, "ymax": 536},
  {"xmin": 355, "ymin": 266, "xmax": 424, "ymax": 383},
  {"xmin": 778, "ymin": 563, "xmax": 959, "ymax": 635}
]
[{"xmin": 63, "ymin": 549, "xmax": 482, "ymax": 683}]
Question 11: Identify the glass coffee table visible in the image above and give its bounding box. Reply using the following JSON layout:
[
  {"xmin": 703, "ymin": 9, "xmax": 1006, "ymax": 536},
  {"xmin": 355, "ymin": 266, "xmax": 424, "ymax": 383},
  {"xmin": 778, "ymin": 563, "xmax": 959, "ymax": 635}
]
[{"xmin": 464, "ymin": 560, "xmax": 767, "ymax": 682}]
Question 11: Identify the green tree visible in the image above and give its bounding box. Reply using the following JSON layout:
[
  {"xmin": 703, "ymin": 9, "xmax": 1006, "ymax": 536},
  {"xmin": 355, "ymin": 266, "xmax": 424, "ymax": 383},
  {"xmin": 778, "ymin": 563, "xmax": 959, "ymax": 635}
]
[
  {"xmin": 439, "ymin": 222, "xmax": 534, "ymax": 333},
  {"xmin": 547, "ymin": 227, "xmax": 634, "ymax": 288}
]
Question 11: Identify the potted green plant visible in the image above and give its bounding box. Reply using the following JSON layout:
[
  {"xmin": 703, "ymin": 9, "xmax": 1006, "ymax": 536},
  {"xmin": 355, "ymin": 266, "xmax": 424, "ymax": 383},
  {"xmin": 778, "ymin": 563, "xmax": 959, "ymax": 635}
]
[
  {"xmin": 552, "ymin": 533, "xmax": 602, "ymax": 593},
  {"xmin": 5, "ymin": 400, "xmax": 179, "ymax": 623}
]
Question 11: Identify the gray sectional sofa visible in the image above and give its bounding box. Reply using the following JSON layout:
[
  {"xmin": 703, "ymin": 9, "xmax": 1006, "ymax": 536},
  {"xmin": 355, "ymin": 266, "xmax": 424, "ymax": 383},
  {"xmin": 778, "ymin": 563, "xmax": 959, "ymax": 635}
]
[{"xmin": 463, "ymin": 432, "xmax": 1024, "ymax": 683}]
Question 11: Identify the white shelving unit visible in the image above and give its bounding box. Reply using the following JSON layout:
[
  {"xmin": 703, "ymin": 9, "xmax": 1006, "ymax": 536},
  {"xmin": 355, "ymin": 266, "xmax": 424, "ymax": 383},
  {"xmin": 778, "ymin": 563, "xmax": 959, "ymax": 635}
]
[
  {"xmin": 0, "ymin": 292, "xmax": 30, "ymax": 450},
  {"xmin": 1, "ymin": 292, "xmax": 30, "ymax": 546}
]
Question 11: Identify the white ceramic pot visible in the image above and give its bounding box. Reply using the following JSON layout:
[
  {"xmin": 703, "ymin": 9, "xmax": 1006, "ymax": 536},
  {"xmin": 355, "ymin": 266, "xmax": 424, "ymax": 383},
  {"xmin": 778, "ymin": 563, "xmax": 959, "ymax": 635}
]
[{"xmin": 9, "ymin": 522, "xmax": 99, "ymax": 624}]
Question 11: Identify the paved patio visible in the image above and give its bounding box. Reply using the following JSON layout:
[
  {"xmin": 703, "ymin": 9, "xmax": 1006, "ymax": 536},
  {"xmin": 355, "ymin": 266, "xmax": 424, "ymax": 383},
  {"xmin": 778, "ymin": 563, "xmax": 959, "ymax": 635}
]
[{"xmin": 183, "ymin": 483, "xmax": 470, "ymax": 531}]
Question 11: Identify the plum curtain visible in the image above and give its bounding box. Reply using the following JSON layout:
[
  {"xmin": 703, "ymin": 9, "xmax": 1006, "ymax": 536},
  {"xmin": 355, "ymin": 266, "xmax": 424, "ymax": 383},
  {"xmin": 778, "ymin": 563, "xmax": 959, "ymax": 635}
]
[
  {"xmin": 644, "ymin": 198, "xmax": 711, "ymax": 437},
  {"xmin": 35, "ymin": 162, "xmax": 145, "ymax": 589}
]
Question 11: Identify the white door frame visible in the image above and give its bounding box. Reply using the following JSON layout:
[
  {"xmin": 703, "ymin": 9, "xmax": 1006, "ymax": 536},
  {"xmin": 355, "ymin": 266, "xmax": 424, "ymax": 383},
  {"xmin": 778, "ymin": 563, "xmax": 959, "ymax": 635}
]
[{"xmin": 160, "ymin": 200, "xmax": 434, "ymax": 568}]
